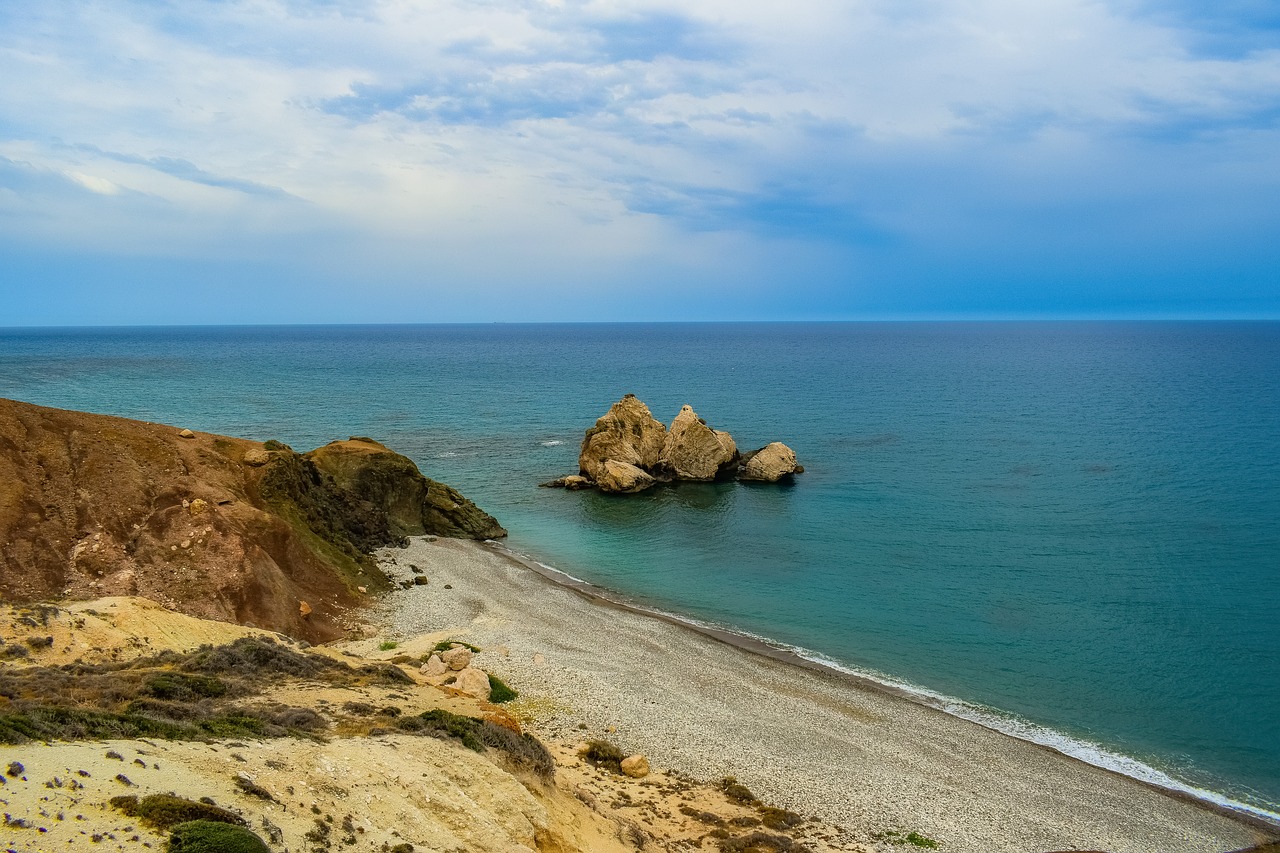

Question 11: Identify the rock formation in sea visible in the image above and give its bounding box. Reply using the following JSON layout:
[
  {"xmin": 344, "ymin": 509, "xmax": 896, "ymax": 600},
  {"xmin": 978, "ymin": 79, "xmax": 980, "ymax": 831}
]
[
  {"xmin": 0, "ymin": 397, "xmax": 505, "ymax": 642},
  {"xmin": 544, "ymin": 395, "xmax": 801, "ymax": 493},
  {"xmin": 658, "ymin": 405, "xmax": 739, "ymax": 481},
  {"xmin": 738, "ymin": 441, "xmax": 803, "ymax": 483},
  {"xmin": 577, "ymin": 394, "xmax": 668, "ymax": 484}
]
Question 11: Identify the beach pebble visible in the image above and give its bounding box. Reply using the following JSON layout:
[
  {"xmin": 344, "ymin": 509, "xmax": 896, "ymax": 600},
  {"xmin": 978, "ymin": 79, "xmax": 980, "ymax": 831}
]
[
  {"xmin": 178, "ymin": 429, "xmax": 195, "ymax": 438},
  {"xmin": 532, "ymin": 653, "xmax": 546, "ymax": 665}
]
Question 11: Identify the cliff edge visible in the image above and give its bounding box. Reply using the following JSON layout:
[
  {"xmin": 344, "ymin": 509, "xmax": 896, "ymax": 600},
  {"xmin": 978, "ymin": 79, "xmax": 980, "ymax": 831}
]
[{"xmin": 0, "ymin": 398, "xmax": 504, "ymax": 642}]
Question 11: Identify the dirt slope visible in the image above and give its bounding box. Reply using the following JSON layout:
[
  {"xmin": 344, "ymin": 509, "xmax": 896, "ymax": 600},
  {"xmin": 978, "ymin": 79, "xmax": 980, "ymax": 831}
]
[{"xmin": 0, "ymin": 398, "xmax": 503, "ymax": 642}]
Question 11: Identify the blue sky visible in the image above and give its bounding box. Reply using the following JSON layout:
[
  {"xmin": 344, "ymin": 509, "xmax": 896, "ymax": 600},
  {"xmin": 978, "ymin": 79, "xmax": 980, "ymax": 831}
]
[{"xmin": 1, "ymin": 0, "xmax": 1278, "ymax": 324}]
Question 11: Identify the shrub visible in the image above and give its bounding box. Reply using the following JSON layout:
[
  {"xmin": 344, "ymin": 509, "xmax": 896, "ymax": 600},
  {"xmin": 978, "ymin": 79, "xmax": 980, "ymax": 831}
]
[
  {"xmin": 717, "ymin": 831, "xmax": 810, "ymax": 852},
  {"xmin": 431, "ymin": 640, "xmax": 480, "ymax": 653},
  {"xmin": 758, "ymin": 806, "xmax": 804, "ymax": 830},
  {"xmin": 905, "ymin": 832, "xmax": 940, "ymax": 849},
  {"xmin": 410, "ymin": 708, "xmax": 486, "ymax": 751},
  {"xmin": 167, "ymin": 820, "xmax": 270, "ymax": 853},
  {"xmin": 403, "ymin": 709, "xmax": 554, "ymax": 776},
  {"xmin": 873, "ymin": 829, "xmax": 941, "ymax": 849},
  {"xmin": 358, "ymin": 663, "xmax": 415, "ymax": 684},
  {"xmin": 378, "ymin": 641, "xmax": 398, "ymax": 651},
  {"xmin": 719, "ymin": 776, "xmax": 758, "ymax": 805},
  {"xmin": 184, "ymin": 637, "xmax": 338, "ymax": 679},
  {"xmin": 581, "ymin": 739, "xmax": 624, "ymax": 772},
  {"xmin": 486, "ymin": 674, "xmax": 518, "ymax": 704},
  {"xmin": 125, "ymin": 698, "xmax": 209, "ymax": 723},
  {"xmin": 110, "ymin": 794, "xmax": 245, "ymax": 831},
  {"xmin": 268, "ymin": 705, "xmax": 326, "ymax": 731},
  {"xmin": 145, "ymin": 673, "xmax": 227, "ymax": 701}
]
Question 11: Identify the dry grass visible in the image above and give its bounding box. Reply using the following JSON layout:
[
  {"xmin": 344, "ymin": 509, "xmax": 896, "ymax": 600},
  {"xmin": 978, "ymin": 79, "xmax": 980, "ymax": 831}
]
[{"xmin": 0, "ymin": 636, "xmax": 406, "ymax": 745}]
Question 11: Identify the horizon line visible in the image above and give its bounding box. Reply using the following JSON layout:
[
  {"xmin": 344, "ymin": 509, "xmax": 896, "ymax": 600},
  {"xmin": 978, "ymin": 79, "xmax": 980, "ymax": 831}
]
[{"xmin": 3, "ymin": 316, "xmax": 1280, "ymax": 331}]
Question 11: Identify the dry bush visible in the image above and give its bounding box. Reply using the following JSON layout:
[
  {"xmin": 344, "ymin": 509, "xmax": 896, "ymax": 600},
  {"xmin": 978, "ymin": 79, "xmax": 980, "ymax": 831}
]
[
  {"xmin": 580, "ymin": 739, "xmax": 624, "ymax": 773},
  {"xmin": 109, "ymin": 793, "xmax": 245, "ymax": 831}
]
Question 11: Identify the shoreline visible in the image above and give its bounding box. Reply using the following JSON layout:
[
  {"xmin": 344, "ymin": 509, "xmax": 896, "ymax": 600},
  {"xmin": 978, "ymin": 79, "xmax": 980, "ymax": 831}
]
[
  {"xmin": 484, "ymin": 540, "xmax": 1280, "ymax": 835},
  {"xmin": 375, "ymin": 536, "xmax": 1277, "ymax": 853}
]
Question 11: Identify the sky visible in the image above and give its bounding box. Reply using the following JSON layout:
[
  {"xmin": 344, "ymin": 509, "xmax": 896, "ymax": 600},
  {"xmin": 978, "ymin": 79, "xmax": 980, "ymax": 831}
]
[{"xmin": 1, "ymin": 0, "xmax": 1278, "ymax": 324}]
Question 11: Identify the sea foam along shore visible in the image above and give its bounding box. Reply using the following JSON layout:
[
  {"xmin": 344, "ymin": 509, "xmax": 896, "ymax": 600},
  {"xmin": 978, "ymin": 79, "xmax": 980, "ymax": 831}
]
[
  {"xmin": 504, "ymin": 549, "xmax": 1280, "ymax": 831},
  {"xmin": 374, "ymin": 537, "xmax": 1277, "ymax": 853}
]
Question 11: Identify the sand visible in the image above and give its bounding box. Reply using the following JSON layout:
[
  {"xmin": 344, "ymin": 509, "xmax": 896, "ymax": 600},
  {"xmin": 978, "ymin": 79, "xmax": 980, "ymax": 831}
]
[{"xmin": 373, "ymin": 537, "xmax": 1275, "ymax": 853}]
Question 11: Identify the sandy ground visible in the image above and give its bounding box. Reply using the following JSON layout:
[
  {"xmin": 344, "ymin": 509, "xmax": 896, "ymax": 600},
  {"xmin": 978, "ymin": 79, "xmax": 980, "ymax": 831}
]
[
  {"xmin": 0, "ymin": 596, "xmax": 851, "ymax": 853},
  {"xmin": 374, "ymin": 537, "xmax": 1276, "ymax": 853}
]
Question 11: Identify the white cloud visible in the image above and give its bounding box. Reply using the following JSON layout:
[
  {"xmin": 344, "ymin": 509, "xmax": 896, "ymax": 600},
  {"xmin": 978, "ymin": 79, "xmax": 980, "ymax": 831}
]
[
  {"xmin": 0, "ymin": 0, "xmax": 1277, "ymax": 318},
  {"xmin": 62, "ymin": 170, "xmax": 120, "ymax": 195}
]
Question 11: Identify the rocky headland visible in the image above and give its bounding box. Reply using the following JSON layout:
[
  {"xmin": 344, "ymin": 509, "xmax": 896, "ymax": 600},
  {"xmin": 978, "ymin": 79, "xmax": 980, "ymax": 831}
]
[
  {"xmin": 0, "ymin": 397, "xmax": 504, "ymax": 643},
  {"xmin": 543, "ymin": 395, "xmax": 804, "ymax": 494}
]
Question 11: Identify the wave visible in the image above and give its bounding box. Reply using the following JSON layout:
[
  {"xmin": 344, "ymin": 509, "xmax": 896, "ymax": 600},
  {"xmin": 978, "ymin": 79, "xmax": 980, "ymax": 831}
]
[
  {"xmin": 487, "ymin": 540, "xmax": 1280, "ymax": 829},
  {"xmin": 540, "ymin": 440, "xmax": 563, "ymax": 446}
]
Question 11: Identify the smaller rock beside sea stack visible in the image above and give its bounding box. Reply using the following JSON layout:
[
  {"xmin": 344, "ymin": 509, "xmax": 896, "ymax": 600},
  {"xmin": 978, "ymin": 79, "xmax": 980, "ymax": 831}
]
[
  {"xmin": 738, "ymin": 442, "xmax": 802, "ymax": 483},
  {"xmin": 597, "ymin": 460, "xmax": 657, "ymax": 494}
]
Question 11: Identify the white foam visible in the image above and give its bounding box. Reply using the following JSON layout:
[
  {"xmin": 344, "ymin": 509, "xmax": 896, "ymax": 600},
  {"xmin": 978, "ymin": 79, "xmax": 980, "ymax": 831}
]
[
  {"xmin": 487, "ymin": 541, "xmax": 1280, "ymax": 827},
  {"xmin": 540, "ymin": 440, "xmax": 563, "ymax": 446}
]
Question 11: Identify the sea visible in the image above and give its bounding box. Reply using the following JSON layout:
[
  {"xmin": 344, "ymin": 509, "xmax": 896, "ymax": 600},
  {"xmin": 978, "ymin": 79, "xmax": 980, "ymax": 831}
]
[{"xmin": 1, "ymin": 321, "xmax": 1277, "ymax": 820}]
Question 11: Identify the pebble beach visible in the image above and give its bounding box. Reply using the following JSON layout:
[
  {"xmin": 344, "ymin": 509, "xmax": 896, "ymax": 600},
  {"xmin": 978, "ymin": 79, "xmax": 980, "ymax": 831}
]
[{"xmin": 374, "ymin": 537, "xmax": 1273, "ymax": 853}]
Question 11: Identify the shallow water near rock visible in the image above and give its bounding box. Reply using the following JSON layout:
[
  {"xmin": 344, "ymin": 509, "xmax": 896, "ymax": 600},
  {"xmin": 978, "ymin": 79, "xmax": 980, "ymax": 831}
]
[{"xmin": 2, "ymin": 321, "xmax": 1277, "ymax": 816}]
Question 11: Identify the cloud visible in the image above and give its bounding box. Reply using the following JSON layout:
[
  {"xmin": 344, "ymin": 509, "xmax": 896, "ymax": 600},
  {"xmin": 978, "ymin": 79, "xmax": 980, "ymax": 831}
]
[
  {"xmin": 0, "ymin": 0, "xmax": 1278, "ymax": 322},
  {"xmin": 70, "ymin": 145, "xmax": 297, "ymax": 198}
]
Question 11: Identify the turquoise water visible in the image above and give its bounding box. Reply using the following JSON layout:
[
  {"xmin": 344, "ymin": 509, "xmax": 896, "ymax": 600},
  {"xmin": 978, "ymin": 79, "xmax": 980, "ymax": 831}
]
[{"xmin": 1, "ymin": 322, "xmax": 1277, "ymax": 815}]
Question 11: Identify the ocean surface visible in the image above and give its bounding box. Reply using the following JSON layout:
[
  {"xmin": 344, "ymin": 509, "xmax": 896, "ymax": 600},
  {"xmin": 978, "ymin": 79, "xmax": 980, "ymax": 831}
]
[{"xmin": 1, "ymin": 322, "xmax": 1277, "ymax": 817}]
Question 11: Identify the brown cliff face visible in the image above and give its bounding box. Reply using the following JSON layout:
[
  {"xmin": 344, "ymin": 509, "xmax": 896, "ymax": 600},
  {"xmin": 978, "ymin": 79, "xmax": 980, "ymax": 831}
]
[{"xmin": 0, "ymin": 398, "xmax": 504, "ymax": 642}]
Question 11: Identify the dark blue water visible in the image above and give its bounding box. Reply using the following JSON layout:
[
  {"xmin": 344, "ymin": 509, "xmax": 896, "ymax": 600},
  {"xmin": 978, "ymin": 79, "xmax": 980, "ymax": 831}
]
[{"xmin": 2, "ymin": 322, "xmax": 1277, "ymax": 814}]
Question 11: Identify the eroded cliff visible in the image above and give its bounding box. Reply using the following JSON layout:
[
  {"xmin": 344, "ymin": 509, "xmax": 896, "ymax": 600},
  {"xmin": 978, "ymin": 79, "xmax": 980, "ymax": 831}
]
[{"xmin": 0, "ymin": 398, "xmax": 504, "ymax": 642}]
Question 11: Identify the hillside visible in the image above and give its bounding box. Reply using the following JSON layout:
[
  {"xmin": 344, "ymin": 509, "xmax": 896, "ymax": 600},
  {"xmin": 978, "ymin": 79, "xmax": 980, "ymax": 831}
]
[{"xmin": 0, "ymin": 398, "xmax": 504, "ymax": 642}]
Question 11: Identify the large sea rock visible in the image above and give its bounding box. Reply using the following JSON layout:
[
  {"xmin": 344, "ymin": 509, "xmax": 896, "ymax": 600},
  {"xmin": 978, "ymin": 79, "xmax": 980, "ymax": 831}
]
[
  {"xmin": 578, "ymin": 394, "xmax": 667, "ymax": 487},
  {"xmin": 658, "ymin": 405, "xmax": 738, "ymax": 481}
]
